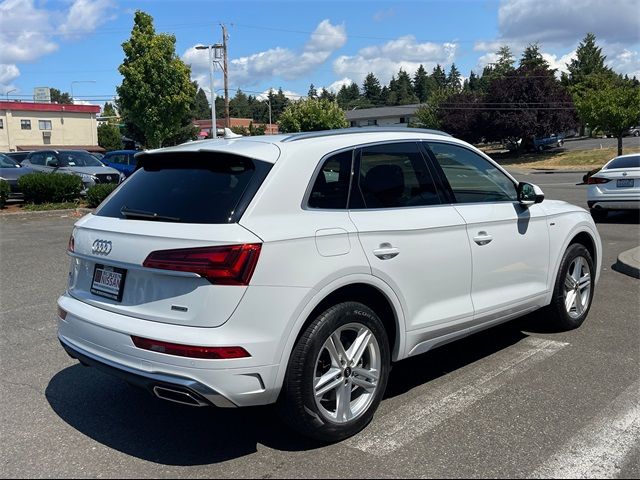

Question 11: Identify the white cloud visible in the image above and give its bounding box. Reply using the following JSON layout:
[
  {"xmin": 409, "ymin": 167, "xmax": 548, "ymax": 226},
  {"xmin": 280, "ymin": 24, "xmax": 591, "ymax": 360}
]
[
  {"xmin": 325, "ymin": 77, "xmax": 355, "ymax": 93},
  {"xmin": 183, "ymin": 19, "xmax": 347, "ymax": 89},
  {"xmin": 373, "ymin": 8, "xmax": 395, "ymax": 22},
  {"xmin": 0, "ymin": 64, "xmax": 19, "ymax": 95},
  {"xmin": 498, "ymin": 0, "xmax": 639, "ymax": 45},
  {"xmin": 333, "ymin": 36, "xmax": 457, "ymax": 85},
  {"xmin": 542, "ymin": 50, "xmax": 577, "ymax": 75},
  {"xmin": 0, "ymin": 0, "xmax": 116, "ymax": 92},
  {"xmin": 608, "ymin": 49, "xmax": 640, "ymax": 78},
  {"xmin": 59, "ymin": 0, "xmax": 117, "ymax": 38},
  {"xmin": 256, "ymin": 89, "xmax": 303, "ymax": 101}
]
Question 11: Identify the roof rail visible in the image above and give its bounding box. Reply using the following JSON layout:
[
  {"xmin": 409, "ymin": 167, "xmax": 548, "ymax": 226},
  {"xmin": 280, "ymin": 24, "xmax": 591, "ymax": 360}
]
[{"xmin": 281, "ymin": 127, "xmax": 452, "ymax": 143}]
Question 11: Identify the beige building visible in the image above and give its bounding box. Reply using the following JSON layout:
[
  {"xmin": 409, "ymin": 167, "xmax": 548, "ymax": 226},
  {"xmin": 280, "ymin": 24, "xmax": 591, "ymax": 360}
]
[{"xmin": 0, "ymin": 101, "xmax": 102, "ymax": 152}]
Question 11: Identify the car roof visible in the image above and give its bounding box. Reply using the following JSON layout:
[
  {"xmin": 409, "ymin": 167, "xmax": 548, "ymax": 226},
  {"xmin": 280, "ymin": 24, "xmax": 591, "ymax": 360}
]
[
  {"xmin": 141, "ymin": 128, "xmax": 455, "ymax": 164},
  {"xmin": 104, "ymin": 150, "xmax": 139, "ymax": 155}
]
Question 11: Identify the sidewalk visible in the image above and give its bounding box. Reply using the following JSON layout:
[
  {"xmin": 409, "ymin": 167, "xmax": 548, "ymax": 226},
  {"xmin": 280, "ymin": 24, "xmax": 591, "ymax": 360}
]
[{"xmin": 615, "ymin": 246, "xmax": 640, "ymax": 279}]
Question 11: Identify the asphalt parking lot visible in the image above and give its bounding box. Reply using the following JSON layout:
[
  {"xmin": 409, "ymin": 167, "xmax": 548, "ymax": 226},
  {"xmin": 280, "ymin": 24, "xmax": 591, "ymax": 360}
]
[{"xmin": 1, "ymin": 170, "xmax": 638, "ymax": 478}]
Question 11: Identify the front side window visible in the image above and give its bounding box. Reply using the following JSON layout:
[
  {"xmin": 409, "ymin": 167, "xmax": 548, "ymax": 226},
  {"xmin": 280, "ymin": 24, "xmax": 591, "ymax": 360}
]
[
  {"xmin": 308, "ymin": 150, "xmax": 352, "ymax": 209},
  {"xmin": 21, "ymin": 120, "xmax": 31, "ymax": 130},
  {"xmin": 28, "ymin": 153, "xmax": 45, "ymax": 166},
  {"xmin": 429, "ymin": 142, "xmax": 517, "ymax": 204},
  {"xmin": 108, "ymin": 154, "xmax": 127, "ymax": 165},
  {"xmin": 352, "ymin": 142, "xmax": 440, "ymax": 209},
  {"xmin": 39, "ymin": 120, "xmax": 52, "ymax": 130}
]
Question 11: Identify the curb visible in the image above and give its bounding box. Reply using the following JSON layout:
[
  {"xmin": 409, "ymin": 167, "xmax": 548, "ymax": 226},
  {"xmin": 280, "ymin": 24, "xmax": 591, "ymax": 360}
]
[
  {"xmin": 0, "ymin": 208, "xmax": 93, "ymax": 219},
  {"xmin": 614, "ymin": 246, "xmax": 640, "ymax": 279}
]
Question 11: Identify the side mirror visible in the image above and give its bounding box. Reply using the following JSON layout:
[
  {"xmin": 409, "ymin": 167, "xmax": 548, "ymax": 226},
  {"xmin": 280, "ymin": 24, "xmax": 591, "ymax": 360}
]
[
  {"xmin": 518, "ymin": 182, "xmax": 544, "ymax": 206},
  {"xmin": 49, "ymin": 161, "xmax": 59, "ymax": 168}
]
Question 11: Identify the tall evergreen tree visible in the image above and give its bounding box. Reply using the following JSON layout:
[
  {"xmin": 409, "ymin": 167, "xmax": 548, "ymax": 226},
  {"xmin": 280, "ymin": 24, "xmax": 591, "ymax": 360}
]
[
  {"xmin": 563, "ymin": 33, "xmax": 612, "ymax": 86},
  {"xmin": 447, "ymin": 63, "xmax": 462, "ymax": 93},
  {"xmin": 191, "ymin": 83, "xmax": 211, "ymax": 120},
  {"xmin": 229, "ymin": 89, "xmax": 252, "ymax": 118},
  {"xmin": 308, "ymin": 83, "xmax": 318, "ymax": 98},
  {"xmin": 519, "ymin": 43, "xmax": 551, "ymax": 72},
  {"xmin": 50, "ymin": 88, "xmax": 73, "ymax": 104},
  {"xmin": 319, "ymin": 88, "xmax": 337, "ymax": 102},
  {"xmin": 362, "ymin": 73, "xmax": 382, "ymax": 106},
  {"xmin": 413, "ymin": 65, "xmax": 432, "ymax": 102},
  {"xmin": 432, "ymin": 64, "xmax": 448, "ymax": 90},
  {"xmin": 391, "ymin": 69, "xmax": 418, "ymax": 105},
  {"xmin": 494, "ymin": 46, "xmax": 516, "ymax": 76}
]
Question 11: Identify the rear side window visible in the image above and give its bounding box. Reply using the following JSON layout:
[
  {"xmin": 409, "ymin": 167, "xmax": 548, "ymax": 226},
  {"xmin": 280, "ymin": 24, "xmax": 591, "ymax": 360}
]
[
  {"xmin": 308, "ymin": 150, "xmax": 353, "ymax": 209},
  {"xmin": 351, "ymin": 142, "xmax": 440, "ymax": 209},
  {"xmin": 95, "ymin": 153, "xmax": 271, "ymax": 224},
  {"xmin": 605, "ymin": 155, "xmax": 640, "ymax": 169}
]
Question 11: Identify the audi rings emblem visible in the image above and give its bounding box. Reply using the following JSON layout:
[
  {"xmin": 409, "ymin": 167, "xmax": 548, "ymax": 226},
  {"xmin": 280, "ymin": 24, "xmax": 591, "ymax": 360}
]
[
  {"xmin": 106, "ymin": 175, "xmax": 113, "ymax": 181},
  {"xmin": 92, "ymin": 239, "xmax": 112, "ymax": 256}
]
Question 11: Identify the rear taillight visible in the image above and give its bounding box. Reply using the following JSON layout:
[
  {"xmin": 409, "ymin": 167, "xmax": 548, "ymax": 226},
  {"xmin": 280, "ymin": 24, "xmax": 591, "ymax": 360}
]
[
  {"xmin": 67, "ymin": 235, "xmax": 75, "ymax": 253},
  {"xmin": 57, "ymin": 306, "xmax": 67, "ymax": 320},
  {"xmin": 587, "ymin": 176, "xmax": 611, "ymax": 184},
  {"xmin": 142, "ymin": 243, "xmax": 261, "ymax": 285},
  {"xmin": 131, "ymin": 336, "xmax": 250, "ymax": 359}
]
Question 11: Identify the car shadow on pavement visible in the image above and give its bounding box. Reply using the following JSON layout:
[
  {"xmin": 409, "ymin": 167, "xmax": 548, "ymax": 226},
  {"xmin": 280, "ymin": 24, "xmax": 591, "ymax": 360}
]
[
  {"xmin": 592, "ymin": 210, "xmax": 640, "ymax": 225},
  {"xmin": 45, "ymin": 366, "xmax": 320, "ymax": 466}
]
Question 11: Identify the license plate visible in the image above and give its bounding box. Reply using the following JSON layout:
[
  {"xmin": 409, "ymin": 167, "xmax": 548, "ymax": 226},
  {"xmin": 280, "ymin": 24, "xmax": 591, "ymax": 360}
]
[
  {"xmin": 91, "ymin": 264, "xmax": 127, "ymax": 302},
  {"xmin": 617, "ymin": 179, "xmax": 634, "ymax": 188}
]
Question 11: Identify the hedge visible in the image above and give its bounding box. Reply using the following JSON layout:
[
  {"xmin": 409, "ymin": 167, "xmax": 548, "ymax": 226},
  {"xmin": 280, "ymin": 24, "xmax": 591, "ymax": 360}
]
[
  {"xmin": 17, "ymin": 172, "xmax": 83, "ymax": 204},
  {"xmin": 86, "ymin": 183, "xmax": 118, "ymax": 208},
  {"xmin": 0, "ymin": 179, "xmax": 9, "ymax": 209}
]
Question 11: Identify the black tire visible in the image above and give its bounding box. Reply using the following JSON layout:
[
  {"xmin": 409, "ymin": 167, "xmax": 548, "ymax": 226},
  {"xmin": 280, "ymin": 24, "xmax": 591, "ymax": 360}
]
[
  {"xmin": 277, "ymin": 301, "xmax": 390, "ymax": 442},
  {"xmin": 546, "ymin": 243, "xmax": 595, "ymax": 330},
  {"xmin": 590, "ymin": 208, "xmax": 608, "ymax": 221}
]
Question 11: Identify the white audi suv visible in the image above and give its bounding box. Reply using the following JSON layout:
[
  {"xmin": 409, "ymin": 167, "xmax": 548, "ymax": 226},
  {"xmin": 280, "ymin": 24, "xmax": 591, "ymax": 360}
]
[{"xmin": 57, "ymin": 128, "xmax": 601, "ymax": 442}]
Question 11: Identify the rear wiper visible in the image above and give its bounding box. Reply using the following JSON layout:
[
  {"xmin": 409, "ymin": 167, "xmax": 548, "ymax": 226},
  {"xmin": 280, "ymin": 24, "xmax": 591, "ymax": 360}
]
[{"xmin": 120, "ymin": 206, "xmax": 181, "ymax": 222}]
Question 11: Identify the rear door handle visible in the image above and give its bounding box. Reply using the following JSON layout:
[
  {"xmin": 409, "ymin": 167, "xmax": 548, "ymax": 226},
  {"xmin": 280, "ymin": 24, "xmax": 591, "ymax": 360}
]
[
  {"xmin": 473, "ymin": 231, "xmax": 493, "ymax": 246},
  {"xmin": 373, "ymin": 243, "xmax": 400, "ymax": 260}
]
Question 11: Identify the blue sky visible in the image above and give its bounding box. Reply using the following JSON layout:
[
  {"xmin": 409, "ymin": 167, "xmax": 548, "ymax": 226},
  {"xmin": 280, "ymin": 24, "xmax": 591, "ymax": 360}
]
[{"xmin": 1, "ymin": 0, "xmax": 639, "ymax": 108}]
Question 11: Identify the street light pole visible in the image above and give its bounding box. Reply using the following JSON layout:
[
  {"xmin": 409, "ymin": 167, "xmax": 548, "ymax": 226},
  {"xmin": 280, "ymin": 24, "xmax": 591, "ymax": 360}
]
[
  {"xmin": 196, "ymin": 45, "xmax": 218, "ymax": 139},
  {"xmin": 6, "ymin": 88, "xmax": 17, "ymax": 102}
]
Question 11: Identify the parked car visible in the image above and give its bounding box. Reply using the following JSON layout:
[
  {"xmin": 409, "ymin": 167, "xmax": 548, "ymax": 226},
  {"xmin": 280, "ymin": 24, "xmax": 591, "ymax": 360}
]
[
  {"xmin": 0, "ymin": 153, "xmax": 34, "ymax": 198},
  {"xmin": 57, "ymin": 128, "xmax": 601, "ymax": 442},
  {"xmin": 90, "ymin": 152, "xmax": 105, "ymax": 161},
  {"xmin": 533, "ymin": 134, "xmax": 564, "ymax": 152},
  {"xmin": 22, "ymin": 150, "xmax": 124, "ymax": 193},
  {"xmin": 623, "ymin": 126, "xmax": 640, "ymax": 137},
  {"xmin": 587, "ymin": 153, "xmax": 640, "ymax": 219},
  {"xmin": 3, "ymin": 151, "xmax": 33, "ymax": 165},
  {"xmin": 100, "ymin": 150, "xmax": 140, "ymax": 177}
]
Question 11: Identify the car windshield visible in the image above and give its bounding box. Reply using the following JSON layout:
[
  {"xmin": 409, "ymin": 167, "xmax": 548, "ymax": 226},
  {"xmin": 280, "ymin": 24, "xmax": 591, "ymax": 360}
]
[
  {"xmin": 605, "ymin": 155, "xmax": 640, "ymax": 170},
  {"xmin": 58, "ymin": 151, "xmax": 104, "ymax": 167},
  {"xmin": 0, "ymin": 154, "xmax": 19, "ymax": 168}
]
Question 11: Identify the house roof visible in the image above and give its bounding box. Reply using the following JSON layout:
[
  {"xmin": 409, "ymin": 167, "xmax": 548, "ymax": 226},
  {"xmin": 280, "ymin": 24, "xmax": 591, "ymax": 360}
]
[
  {"xmin": 0, "ymin": 101, "xmax": 100, "ymax": 114},
  {"xmin": 345, "ymin": 104, "xmax": 422, "ymax": 121}
]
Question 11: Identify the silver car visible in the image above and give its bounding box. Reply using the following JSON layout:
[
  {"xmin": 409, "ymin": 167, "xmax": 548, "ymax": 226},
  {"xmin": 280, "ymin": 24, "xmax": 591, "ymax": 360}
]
[
  {"xmin": 0, "ymin": 153, "xmax": 34, "ymax": 198},
  {"xmin": 22, "ymin": 150, "xmax": 124, "ymax": 192}
]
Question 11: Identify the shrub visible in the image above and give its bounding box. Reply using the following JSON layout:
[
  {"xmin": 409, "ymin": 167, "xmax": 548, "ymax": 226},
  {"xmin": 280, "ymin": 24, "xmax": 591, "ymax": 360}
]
[
  {"xmin": 86, "ymin": 183, "xmax": 118, "ymax": 208},
  {"xmin": 18, "ymin": 172, "xmax": 83, "ymax": 204},
  {"xmin": 0, "ymin": 178, "xmax": 10, "ymax": 208}
]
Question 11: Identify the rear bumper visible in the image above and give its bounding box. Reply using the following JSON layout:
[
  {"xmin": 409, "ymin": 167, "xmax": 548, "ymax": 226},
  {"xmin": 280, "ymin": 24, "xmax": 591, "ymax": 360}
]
[
  {"xmin": 59, "ymin": 336, "xmax": 234, "ymax": 407},
  {"xmin": 587, "ymin": 199, "xmax": 640, "ymax": 210}
]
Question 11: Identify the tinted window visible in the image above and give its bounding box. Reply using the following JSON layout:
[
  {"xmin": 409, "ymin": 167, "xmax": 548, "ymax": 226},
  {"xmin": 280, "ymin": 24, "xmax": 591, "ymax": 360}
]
[
  {"xmin": 0, "ymin": 154, "xmax": 18, "ymax": 168},
  {"xmin": 429, "ymin": 142, "xmax": 517, "ymax": 203},
  {"xmin": 57, "ymin": 151, "xmax": 103, "ymax": 167},
  {"xmin": 108, "ymin": 154, "xmax": 127, "ymax": 165},
  {"xmin": 308, "ymin": 150, "xmax": 352, "ymax": 209},
  {"xmin": 96, "ymin": 153, "xmax": 271, "ymax": 224},
  {"xmin": 606, "ymin": 155, "xmax": 640, "ymax": 170},
  {"xmin": 28, "ymin": 153, "xmax": 45, "ymax": 166},
  {"xmin": 352, "ymin": 142, "xmax": 439, "ymax": 209}
]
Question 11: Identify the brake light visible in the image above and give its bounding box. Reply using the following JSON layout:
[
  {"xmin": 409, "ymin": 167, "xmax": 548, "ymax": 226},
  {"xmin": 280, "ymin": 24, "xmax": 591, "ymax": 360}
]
[
  {"xmin": 587, "ymin": 177, "xmax": 611, "ymax": 184},
  {"xmin": 142, "ymin": 243, "xmax": 261, "ymax": 285},
  {"xmin": 67, "ymin": 235, "xmax": 75, "ymax": 253},
  {"xmin": 131, "ymin": 336, "xmax": 250, "ymax": 359}
]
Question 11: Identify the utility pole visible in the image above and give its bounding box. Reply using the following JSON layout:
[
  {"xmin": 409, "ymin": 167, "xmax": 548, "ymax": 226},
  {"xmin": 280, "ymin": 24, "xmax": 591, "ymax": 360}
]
[{"xmin": 221, "ymin": 23, "xmax": 230, "ymax": 128}]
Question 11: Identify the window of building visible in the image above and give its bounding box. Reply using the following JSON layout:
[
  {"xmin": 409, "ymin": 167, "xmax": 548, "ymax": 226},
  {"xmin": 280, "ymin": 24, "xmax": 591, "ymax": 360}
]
[
  {"xmin": 350, "ymin": 121, "xmax": 356, "ymax": 127},
  {"xmin": 21, "ymin": 120, "xmax": 31, "ymax": 130},
  {"xmin": 39, "ymin": 120, "xmax": 53, "ymax": 130},
  {"xmin": 399, "ymin": 117, "xmax": 406, "ymax": 124},
  {"xmin": 366, "ymin": 119, "xmax": 378, "ymax": 126},
  {"xmin": 0, "ymin": 119, "xmax": 3, "ymax": 129}
]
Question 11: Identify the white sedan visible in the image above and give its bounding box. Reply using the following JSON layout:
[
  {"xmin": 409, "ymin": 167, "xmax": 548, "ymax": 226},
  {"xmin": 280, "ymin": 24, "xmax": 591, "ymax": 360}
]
[{"xmin": 587, "ymin": 153, "xmax": 640, "ymax": 219}]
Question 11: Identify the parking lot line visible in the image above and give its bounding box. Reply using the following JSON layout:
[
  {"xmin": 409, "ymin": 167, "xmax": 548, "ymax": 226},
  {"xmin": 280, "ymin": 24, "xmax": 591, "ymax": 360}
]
[
  {"xmin": 346, "ymin": 337, "xmax": 568, "ymax": 456},
  {"xmin": 530, "ymin": 380, "xmax": 640, "ymax": 479}
]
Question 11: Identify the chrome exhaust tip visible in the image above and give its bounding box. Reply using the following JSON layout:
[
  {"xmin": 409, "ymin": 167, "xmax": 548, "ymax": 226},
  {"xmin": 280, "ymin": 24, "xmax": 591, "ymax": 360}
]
[{"xmin": 152, "ymin": 386, "xmax": 209, "ymax": 407}]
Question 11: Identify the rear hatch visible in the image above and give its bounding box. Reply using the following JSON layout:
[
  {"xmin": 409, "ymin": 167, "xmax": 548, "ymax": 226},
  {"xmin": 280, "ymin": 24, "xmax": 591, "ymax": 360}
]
[{"xmin": 67, "ymin": 149, "xmax": 274, "ymax": 328}]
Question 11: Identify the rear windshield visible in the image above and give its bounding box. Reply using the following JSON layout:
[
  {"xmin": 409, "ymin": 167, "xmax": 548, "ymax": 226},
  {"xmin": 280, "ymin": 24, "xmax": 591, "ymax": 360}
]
[
  {"xmin": 95, "ymin": 153, "xmax": 271, "ymax": 224},
  {"xmin": 605, "ymin": 155, "xmax": 640, "ymax": 170}
]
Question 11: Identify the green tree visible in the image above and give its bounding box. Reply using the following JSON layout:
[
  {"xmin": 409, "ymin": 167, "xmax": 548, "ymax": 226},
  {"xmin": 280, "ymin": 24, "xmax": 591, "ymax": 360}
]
[
  {"xmin": 431, "ymin": 64, "xmax": 448, "ymax": 90},
  {"xmin": 319, "ymin": 88, "xmax": 337, "ymax": 102},
  {"xmin": 307, "ymin": 83, "xmax": 318, "ymax": 99},
  {"xmin": 447, "ymin": 63, "xmax": 462, "ymax": 93},
  {"xmin": 573, "ymin": 74, "xmax": 640, "ymax": 155},
  {"xmin": 116, "ymin": 10, "xmax": 196, "ymax": 148},
  {"xmin": 97, "ymin": 123, "xmax": 123, "ymax": 151},
  {"xmin": 392, "ymin": 69, "xmax": 419, "ymax": 105},
  {"xmin": 278, "ymin": 98, "xmax": 348, "ymax": 133},
  {"xmin": 519, "ymin": 43, "xmax": 551, "ymax": 72},
  {"xmin": 362, "ymin": 73, "xmax": 382, "ymax": 106},
  {"xmin": 563, "ymin": 33, "xmax": 611, "ymax": 87},
  {"xmin": 191, "ymin": 83, "xmax": 211, "ymax": 119},
  {"xmin": 413, "ymin": 65, "xmax": 433, "ymax": 102},
  {"xmin": 101, "ymin": 102, "xmax": 119, "ymax": 124},
  {"xmin": 494, "ymin": 46, "xmax": 516, "ymax": 77},
  {"xmin": 50, "ymin": 88, "xmax": 73, "ymax": 104},
  {"xmin": 413, "ymin": 89, "xmax": 449, "ymax": 129},
  {"xmin": 336, "ymin": 82, "xmax": 360, "ymax": 109},
  {"xmin": 229, "ymin": 89, "xmax": 252, "ymax": 118}
]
